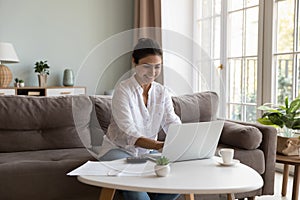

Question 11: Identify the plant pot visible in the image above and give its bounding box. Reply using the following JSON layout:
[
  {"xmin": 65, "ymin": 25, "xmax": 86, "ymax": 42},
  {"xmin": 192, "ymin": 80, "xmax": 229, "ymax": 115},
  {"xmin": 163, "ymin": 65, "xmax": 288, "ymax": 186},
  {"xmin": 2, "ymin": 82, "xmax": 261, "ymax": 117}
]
[
  {"xmin": 38, "ymin": 74, "xmax": 47, "ymax": 87},
  {"xmin": 19, "ymin": 82, "xmax": 25, "ymax": 87},
  {"xmin": 278, "ymin": 126, "xmax": 295, "ymax": 137},
  {"xmin": 154, "ymin": 164, "xmax": 170, "ymax": 177}
]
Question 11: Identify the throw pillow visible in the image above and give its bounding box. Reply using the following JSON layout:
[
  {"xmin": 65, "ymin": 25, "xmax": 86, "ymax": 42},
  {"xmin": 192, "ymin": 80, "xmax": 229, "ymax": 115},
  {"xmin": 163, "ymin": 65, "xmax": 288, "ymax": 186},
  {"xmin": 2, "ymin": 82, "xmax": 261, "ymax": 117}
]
[{"xmin": 220, "ymin": 121, "xmax": 263, "ymax": 150}]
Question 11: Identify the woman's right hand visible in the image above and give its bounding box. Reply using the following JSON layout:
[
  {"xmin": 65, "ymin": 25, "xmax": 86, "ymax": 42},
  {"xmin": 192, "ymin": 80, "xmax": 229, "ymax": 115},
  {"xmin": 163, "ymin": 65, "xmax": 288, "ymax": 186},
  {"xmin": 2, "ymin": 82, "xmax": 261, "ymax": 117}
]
[{"xmin": 135, "ymin": 137, "xmax": 164, "ymax": 151}]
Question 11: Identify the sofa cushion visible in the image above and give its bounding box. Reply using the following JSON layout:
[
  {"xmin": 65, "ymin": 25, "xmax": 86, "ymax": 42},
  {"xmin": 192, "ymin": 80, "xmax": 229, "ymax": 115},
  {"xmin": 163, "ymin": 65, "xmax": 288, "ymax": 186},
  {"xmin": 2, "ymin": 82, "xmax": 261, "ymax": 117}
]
[
  {"xmin": 0, "ymin": 148, "xmax": 99, "ymax": 200},
  {"xmin": 91, "ymin": 95, "xmax": 112, "ymax": 134},
  {"xmin": 0, "ymin": 95, "xmax": 93, "ymax": 152},
  {"xmin": 158, "ymin": 91, "xmax": 219, "ymax": 140},
  {"xmin": 220, "ymin": 121, "xmax": 263, "ymax": 150},
  {"xmin": 171, "ymin": 91, "xmax": 219, "ymax": 123}
]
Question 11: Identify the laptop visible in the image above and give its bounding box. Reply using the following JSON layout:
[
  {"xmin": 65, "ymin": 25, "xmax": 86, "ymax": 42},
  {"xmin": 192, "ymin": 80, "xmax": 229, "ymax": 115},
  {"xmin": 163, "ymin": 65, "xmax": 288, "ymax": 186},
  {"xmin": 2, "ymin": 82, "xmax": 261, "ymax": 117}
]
[{"xmin": 146, "ymin": 120, "xmax": 224, "ymax": 162}]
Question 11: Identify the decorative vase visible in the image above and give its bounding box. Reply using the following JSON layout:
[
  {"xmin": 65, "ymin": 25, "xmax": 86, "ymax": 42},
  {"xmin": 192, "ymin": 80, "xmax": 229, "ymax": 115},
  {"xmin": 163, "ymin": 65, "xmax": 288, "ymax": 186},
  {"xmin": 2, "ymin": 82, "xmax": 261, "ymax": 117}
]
[
  {"xmin": 38, "ymin": 74, "xmax": 47, "ymax": 87},
  {"xmin": 63, "ymin": 69, "xmax": 74, "ymax": 86},
  {"xmin": 154, "ymin": 164, "xmax": 170, "ymax": 177}
]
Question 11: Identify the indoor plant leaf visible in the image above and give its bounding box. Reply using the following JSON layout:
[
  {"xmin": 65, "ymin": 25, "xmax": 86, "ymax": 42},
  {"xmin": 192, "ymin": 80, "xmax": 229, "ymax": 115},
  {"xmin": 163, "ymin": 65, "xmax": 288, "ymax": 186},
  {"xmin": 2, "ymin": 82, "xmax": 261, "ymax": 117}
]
[
  {"xmin": 257, "ymin": 105, "xmax": 280, "ymax": 113},
  {"xmin": 288, "ymin": 98, "xmax": 300, "ymax": 113}
]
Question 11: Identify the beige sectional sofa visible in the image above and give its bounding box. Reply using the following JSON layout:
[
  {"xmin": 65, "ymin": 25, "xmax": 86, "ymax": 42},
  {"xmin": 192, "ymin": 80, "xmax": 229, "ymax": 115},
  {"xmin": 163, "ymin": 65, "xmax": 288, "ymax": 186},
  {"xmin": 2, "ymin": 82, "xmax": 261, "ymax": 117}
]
[{"xmin": 0, "ymin": 92, "xmax": 277, "ymax": 200}]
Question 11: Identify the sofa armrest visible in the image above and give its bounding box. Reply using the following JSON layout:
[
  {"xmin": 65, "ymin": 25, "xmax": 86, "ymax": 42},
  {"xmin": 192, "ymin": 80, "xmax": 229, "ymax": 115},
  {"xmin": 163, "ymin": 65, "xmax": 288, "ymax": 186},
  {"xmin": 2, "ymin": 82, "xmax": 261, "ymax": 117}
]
[{"xmin": 226, "ymin": 120, "xmax": 277, "ymax": 195}]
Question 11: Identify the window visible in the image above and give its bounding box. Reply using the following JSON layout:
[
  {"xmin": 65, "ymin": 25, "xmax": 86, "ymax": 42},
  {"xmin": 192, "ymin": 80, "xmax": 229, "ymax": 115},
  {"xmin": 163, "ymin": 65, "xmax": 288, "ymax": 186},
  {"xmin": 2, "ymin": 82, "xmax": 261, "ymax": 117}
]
[
  {"xmin": 274, "ymin": 0, "xmax": 300, "ymax": 104},
  {"xmin": 195, "ymin": 0, "xmax": 260, "ymax": 121},
  {"xmin": 194, "ymin": 0, "xmax": 300, "ymax": 121}
]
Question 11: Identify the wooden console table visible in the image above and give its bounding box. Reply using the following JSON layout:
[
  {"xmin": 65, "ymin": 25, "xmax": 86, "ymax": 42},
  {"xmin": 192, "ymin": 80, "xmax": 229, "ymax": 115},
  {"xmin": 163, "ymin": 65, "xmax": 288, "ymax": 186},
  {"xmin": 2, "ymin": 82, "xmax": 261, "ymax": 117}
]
[
  {"xmin": 276, "ymin": 154, "xmax": 300, "ymax": 200},
  {"xmin": 0, "ymin": 86, "xmax": 86, "ymax": 96}
]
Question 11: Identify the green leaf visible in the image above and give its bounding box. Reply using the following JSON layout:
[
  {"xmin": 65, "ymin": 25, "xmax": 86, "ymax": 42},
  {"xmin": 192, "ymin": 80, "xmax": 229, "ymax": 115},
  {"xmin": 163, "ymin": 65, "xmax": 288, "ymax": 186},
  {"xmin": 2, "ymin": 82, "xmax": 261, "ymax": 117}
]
[
  {"xmin": 257, "ymin": 105, "xmax": 280, "ymax": 112},
  {"xmin": 257, "ymin": 118, "xmax": 273, "ymax": 125},
  {"xmin": 268, "ymin": 113, "xmax": 284, "ymax": 127},
  {"xmin": 291, "ymin": 118, "xmax": 300, "ymax": 129},
  {"xmin": 278, "ymin": 105, "xmax": 287, "ymax": 110},
  {"xmin": 285, "ymin": 97, "xmax": 289, "ymax": 109},
  {"xmin": 257, "ymin": 118, "xmax": 279, "ymax": 127},
  {"xmin": 288, "ymin": 99, "xmax": 300, "ymax": 113}
]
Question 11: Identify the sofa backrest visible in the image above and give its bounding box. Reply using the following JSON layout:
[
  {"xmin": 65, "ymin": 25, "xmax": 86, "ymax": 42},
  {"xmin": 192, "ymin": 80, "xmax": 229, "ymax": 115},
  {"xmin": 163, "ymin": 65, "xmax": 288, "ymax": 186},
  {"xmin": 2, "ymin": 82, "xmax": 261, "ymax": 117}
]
[
  {"xmin": 172, "ymin": 91, "xmax": 219, "ymax": 122},
  {"xmin": 0, "ymin": 92, "xmax": 219, "ymax": 152},
  {"xmin": 0, "ymin": 95, "xmax": 92, "ymax": 152},
  {"xmin": 92, "ymin": 91, "xmax": 219, "ymax": 136}
]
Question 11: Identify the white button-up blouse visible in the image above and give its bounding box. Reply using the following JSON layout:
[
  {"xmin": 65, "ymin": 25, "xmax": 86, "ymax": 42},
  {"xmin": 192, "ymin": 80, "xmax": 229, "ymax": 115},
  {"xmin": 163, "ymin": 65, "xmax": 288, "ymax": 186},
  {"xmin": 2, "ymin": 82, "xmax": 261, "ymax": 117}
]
[{"xmin": 100, "ymin": 75, "xmax": 181, "ymax": 156}]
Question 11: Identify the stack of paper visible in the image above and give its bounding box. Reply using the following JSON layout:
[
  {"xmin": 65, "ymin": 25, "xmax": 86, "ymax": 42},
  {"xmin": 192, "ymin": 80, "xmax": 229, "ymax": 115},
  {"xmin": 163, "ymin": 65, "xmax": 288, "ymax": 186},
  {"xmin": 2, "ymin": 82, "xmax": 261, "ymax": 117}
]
[{"xmin": 67, "ymin": 159, "xmax": 154, "ymax": 177}]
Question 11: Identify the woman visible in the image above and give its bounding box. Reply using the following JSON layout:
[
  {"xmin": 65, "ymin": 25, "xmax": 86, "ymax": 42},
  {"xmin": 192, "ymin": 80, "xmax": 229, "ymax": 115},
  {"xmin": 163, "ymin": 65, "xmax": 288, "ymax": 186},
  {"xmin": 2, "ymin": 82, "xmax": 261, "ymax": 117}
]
[{"xmin": 99, "ymin": 38, "xmax": 181, "ymax": 200}]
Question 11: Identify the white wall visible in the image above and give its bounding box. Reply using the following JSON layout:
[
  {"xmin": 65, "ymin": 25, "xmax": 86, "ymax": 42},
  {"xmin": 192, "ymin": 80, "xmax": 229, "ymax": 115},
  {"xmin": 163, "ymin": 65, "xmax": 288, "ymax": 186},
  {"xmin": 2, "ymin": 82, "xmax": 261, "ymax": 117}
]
[
  {"xmin": 0, "ymin": 0, "xmax": 134, "ymax": 94},
  {"xmin": 161, "ymin": 0, "xmax": 195, "ymax": 95}
]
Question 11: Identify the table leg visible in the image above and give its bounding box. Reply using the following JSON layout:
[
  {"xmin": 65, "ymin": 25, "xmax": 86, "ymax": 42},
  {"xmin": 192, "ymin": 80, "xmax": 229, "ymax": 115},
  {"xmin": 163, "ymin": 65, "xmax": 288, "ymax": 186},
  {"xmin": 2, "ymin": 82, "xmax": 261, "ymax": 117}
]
[
  {"xmin": 282, "ymin": 164, "xmax": 289, "ymax": 196},
  {"xmin": 227, "ymin": 193, "xmax": 235, "ymax": 200},
  {"xmin": 99, "ymin": 187, "xmax": 116, "ymax": 200},
  {"xmin": 184, "ymin": 194, "xmax": 195, "ymax": 200},
  {"xmin": 292, "ymin": 165, "xmax": 299, "ymax": 200}
]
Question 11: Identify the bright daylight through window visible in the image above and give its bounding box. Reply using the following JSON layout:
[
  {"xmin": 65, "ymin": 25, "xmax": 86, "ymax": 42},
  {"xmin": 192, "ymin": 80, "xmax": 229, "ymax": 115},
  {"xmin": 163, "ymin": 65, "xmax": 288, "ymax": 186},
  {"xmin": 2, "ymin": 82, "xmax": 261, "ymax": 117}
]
[{"xmin": 195, "ymin": 0, "xmax": 299, "ymax": 122}]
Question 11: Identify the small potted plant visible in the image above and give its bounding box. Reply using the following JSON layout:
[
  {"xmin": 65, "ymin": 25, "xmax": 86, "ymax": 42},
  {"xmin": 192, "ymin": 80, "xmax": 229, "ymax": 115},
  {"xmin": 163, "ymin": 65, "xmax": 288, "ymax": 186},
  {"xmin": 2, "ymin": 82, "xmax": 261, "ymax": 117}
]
[
  {"xmin": 18, "ymin": 80, "xmax": 25, "ymax": 87},
  {"xmin": 34, "ymin": 60, "xmax": 50, "ymax": 87},
  {"xmin": 14, "ymin": 78, "xmax": 19, "ymax": 87},
  {"xmin": 257, "ymin": 96, "xmax": 300, "ymax": 137},
  {"xmin": 14, "ymin": 78, "xmax": 25, "ymax": 87},
  {"xmin": 154, "ymin": 156, "xmax": 171, "ymax": 177}
]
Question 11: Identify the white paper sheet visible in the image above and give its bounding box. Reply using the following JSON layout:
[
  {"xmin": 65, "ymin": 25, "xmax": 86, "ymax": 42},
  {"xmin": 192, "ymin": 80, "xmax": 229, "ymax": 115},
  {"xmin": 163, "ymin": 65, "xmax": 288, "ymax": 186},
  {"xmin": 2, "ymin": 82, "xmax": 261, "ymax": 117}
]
[{"xmin": 67, "ymin": 159, "xmax": 154, "ymax": 176}]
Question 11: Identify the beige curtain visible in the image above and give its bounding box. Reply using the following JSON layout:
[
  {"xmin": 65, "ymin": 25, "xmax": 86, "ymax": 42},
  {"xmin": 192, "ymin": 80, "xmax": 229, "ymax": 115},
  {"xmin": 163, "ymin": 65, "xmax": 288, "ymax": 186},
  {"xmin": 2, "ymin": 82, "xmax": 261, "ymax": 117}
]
[{"xmin": 133, "ymin": 0, "xmax": 163, "ymax": 84}]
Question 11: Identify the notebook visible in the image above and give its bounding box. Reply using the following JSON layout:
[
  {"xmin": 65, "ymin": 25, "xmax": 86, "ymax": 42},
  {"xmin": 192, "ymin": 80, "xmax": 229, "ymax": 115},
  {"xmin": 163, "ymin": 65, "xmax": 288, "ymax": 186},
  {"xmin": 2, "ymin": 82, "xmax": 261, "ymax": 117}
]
[{"xmin": 146, "ymin": 120, "xmax": 224, "ymax": 162}]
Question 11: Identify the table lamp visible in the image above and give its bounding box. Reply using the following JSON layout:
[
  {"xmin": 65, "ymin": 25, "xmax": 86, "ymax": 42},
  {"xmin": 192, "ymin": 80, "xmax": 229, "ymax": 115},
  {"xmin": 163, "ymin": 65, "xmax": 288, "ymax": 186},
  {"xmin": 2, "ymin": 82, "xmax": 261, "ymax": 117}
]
[{"xmin": 0, "ymin": 42, "xmax": 20, "ymax": 87}]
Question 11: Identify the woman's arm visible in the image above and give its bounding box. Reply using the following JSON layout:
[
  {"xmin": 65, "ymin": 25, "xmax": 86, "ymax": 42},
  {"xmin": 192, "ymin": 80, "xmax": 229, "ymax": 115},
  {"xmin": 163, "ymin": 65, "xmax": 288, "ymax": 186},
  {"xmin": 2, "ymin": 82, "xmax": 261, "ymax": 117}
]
[{"xmin": 135, "ymin": 137, "xmax": 164, "ymax": 150}]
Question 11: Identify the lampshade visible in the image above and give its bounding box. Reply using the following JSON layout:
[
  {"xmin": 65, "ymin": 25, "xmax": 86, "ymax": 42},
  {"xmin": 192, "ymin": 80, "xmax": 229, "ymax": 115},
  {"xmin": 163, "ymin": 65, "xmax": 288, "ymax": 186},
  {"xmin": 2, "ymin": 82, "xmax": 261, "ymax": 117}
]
[
  {"xmin": 0, "ymin": 42, "xmax": 19, "ymax": 87},
  {"xmin": 0, "ymin": 42, "xmax": 19, "ymax": 63}
]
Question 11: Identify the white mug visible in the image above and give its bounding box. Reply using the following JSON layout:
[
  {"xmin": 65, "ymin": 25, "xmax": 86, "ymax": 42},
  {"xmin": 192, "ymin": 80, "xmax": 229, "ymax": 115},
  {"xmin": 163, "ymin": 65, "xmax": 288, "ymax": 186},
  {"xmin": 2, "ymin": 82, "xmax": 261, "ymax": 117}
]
[{"xmin": 218, "ymin": 148, "xmax": 234, "ymax": 164}]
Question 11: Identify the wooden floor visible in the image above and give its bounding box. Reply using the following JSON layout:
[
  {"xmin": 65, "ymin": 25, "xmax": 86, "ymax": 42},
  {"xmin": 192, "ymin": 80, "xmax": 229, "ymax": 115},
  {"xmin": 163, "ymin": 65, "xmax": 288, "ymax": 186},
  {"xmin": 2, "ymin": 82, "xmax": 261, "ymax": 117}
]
[{"xmin": 256, "ymin": 172, "xmax": 296, "ymax": 200}]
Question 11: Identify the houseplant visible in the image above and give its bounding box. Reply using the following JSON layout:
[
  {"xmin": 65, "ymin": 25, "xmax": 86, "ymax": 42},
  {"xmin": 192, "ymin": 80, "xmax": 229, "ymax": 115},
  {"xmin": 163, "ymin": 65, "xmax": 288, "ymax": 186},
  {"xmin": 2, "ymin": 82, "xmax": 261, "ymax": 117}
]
[
  {"xmin": 14, "ymin": 78, "xmax": 25, "ymax": 87},
  {"xmin": 18, "ymin": 80, "xmax": 25, "ymax": 87},
  {"xmin": 258, "ymin": 97, "xmax": 300, "ymax": 155},
  {"xmin": 154, "ymin": 156, "xmax": 170, "ymax": 177},
  {"xmin": 14, "ymin": 78, "xmax": 19, "ymax": 87},
  {"xmin": 257, "ymin": 96, "xmax": 300, "ymax": 137},
  {"xmin": 34, "ymin": 60, "xmax": 50, "ymax": 87}
]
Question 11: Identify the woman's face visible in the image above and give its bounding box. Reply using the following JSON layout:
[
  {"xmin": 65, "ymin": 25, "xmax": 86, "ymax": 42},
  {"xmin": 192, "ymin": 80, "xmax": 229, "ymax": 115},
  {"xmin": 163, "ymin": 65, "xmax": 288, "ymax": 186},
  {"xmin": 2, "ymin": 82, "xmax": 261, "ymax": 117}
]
[{"xmin": 134, "ymin": 55, "xmax": 162, "ymax": 86}]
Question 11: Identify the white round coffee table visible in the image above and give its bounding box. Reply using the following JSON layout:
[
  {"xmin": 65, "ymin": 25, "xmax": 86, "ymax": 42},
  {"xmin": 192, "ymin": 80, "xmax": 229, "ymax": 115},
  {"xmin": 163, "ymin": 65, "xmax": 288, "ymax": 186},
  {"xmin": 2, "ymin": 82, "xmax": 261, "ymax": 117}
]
[{"xmin": 78, "ymin": 157, "xmax": 263, "ymax": 200}]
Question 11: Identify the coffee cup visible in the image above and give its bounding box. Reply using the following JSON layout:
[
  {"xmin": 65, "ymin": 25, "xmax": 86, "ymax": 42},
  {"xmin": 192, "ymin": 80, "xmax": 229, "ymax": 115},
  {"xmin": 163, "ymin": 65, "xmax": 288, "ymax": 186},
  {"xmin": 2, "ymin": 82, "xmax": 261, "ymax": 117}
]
[{"xmin": 218, "ymin": 148, "xmax": 234, "ymax": 164}]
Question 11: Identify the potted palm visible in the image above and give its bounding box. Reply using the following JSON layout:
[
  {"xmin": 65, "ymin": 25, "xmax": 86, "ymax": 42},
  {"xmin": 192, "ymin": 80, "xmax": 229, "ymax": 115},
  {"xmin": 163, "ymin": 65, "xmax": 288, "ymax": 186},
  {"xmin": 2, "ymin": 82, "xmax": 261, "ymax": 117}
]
[
  {"xmin": 257, "ymin": 96, "xmax": 300, "ymax": 137},
  {"xmin": 154, "ymin": 156, "xmax": 171, "ymax": 177},
  {"xmin": 34, "ymin": 60, "xmax": 50, "ymax": 87}
]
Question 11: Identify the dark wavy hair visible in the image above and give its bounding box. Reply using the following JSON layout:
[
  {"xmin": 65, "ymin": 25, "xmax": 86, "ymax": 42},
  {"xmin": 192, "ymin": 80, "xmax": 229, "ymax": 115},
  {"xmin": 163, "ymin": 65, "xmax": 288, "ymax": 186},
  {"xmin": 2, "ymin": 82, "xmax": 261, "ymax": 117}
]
[{"xmin": 132, "ymin": 38, "xmax": 162, "ymax": 64}]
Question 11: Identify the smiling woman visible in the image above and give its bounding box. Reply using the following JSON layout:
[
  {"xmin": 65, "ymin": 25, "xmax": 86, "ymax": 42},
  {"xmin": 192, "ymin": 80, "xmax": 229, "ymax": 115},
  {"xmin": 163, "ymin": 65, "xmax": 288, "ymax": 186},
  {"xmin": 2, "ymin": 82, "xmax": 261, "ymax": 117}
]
[{"xmin": 97, "ymin": 38, "xmax": 181, "ymax": 200}]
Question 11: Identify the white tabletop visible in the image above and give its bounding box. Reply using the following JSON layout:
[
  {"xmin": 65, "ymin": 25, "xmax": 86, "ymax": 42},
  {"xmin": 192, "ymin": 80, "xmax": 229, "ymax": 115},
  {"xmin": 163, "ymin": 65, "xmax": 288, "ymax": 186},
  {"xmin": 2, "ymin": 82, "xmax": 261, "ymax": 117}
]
[{"xmin": 78, "ymin": 157, "xmax": 263, "ymax": 194}]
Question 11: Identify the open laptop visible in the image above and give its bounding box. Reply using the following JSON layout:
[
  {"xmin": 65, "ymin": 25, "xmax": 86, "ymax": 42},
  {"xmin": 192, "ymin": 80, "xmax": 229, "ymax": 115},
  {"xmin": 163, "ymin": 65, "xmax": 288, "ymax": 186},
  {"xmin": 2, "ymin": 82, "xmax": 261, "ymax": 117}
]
[{"xmin": 146, "ymin": 120, "xmax": 224, "ymax": 162}]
